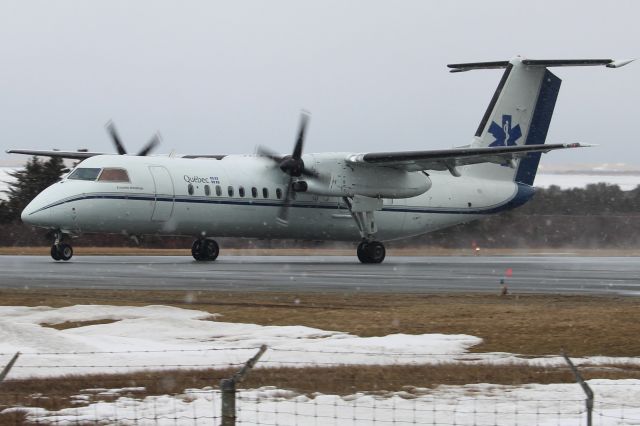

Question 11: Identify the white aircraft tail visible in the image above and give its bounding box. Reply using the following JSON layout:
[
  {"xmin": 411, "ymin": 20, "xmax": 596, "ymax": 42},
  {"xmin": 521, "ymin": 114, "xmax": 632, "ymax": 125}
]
[{"xmin": 449, "ymin": 57, "xmax": 632, "ymax": 185}]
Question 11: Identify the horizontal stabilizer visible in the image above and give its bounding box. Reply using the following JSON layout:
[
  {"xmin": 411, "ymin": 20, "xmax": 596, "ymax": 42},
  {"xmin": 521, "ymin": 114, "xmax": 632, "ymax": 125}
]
[
  {"xmin": 447, "ymin": 61, "xmax": 510, "ymax": 73},
  {"xmin": 448, "ymin": 58, "xmax": 634, "ymax": 73}
]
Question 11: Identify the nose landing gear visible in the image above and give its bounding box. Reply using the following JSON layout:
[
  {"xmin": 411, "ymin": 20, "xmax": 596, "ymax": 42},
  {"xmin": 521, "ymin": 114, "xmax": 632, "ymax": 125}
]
[
  {"xmin": 191, "ymin": 238, "xmax": 219, "ymax": 261},
  {"xmin": 50, "ymin": 231, "xmax": 73, "ymax": 261}
]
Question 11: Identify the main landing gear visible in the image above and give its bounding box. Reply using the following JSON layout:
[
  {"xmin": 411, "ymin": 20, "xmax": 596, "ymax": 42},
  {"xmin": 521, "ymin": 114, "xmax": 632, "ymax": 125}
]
[
  {"xmin": 343, "ymin": 196, "xmax": 386, "ymax": 264},
  {"xmin": 50, "ymin": 231, "xmax": 73, "ymax": 261},
  {"xmin": 191, "ymin": 238, "xmax": 219, "ymax": 261},
  {"xmin": 357, "ymin": 240, "xmax": 386, "ymax": 264}
]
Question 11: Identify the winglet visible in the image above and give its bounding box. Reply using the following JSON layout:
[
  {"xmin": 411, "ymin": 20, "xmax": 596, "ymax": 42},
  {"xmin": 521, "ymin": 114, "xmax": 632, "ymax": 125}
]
[{"xmin": 606, "ymin": 59, "xmax": 635, "ymax": 68}]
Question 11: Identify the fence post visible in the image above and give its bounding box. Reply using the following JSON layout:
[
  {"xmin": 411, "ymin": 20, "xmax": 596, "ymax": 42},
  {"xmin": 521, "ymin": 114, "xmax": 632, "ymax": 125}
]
[
  {"xmin": 0, "ymin": 352, "xmax": 20, "ymax": 383},
  {"xmin": 220, "ymin": 345, "xmax": 268, "ymax": 426},
  {"xmin": 562, "ymin": 351, "xmax": 593, "ymax": 426},
  {"xmin": 220, "ymin": 378, "xmax": 236, "ymax": 426}
]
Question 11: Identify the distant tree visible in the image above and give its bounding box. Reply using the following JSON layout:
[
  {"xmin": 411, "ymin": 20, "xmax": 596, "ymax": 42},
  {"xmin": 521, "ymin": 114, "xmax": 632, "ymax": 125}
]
[{"xmin": 0, "ymin": 156, "xmax": 66, "ymax": 223}]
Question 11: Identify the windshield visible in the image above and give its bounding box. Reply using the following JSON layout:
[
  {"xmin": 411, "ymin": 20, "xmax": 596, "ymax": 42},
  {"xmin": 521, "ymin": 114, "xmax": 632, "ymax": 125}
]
[
  {"xmin": 98, "ymin": 168, "xmax": 130, "ymax": 182},
  {"xmin": 67, "ymin": 168, "xmax": 102, "ymax": 181}
]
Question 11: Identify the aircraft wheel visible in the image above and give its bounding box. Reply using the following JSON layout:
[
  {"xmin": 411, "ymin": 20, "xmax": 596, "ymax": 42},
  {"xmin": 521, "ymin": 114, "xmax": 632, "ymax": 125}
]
[
  {"xmin": 357, "ymin": 241, "xmax": 386, "ymax": 264},
  {"xmin": 58, "ymin": 243, "xmax": 73, "ymax": 261},
  {"xmin": 50, "ymin": 244, "xmax": 61, "ymax": 261},
  {"xmin": 191, "ymin": 240, "xmax": 204, "ymax": 261},
  {"xmin": 202, "ymin": 239, "xmax": 219, "ymax": 261}
]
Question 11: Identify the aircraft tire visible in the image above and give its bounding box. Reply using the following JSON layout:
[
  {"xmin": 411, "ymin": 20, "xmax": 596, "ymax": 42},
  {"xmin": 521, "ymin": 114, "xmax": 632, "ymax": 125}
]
[
  {"xmin": 191, "ymin": 240, "xmax": 204, "ymax": 261},
  {"xmin": 357, "ymin": 242, "xmax": 369, "ymax": 263},
  {"xmin": 202, "ymin": 239, "xmax": 219, "ymax": 261},
  {"xmin": 50, "ymin": 244, "xmax": 61, "ymax": 261},
  {"xmin": 59, "ymin": 243, "xmax": 73, "ymax": 261},
  {"xmin": 357, "ymin": 241, "xmax": 386, "ymax": 264}
]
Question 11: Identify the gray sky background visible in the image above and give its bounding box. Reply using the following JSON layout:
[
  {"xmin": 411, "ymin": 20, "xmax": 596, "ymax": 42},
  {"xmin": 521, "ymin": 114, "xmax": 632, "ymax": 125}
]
[{"xmin": 0, "ymin": 0, "xmax": 638, "ymax": 166}]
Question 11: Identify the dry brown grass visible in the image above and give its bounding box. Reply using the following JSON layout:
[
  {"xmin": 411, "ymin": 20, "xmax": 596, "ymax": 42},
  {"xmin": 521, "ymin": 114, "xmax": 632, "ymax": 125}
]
[{"xmin": 40, "ymin": 319, "xmax": 119, "ymax": 330}]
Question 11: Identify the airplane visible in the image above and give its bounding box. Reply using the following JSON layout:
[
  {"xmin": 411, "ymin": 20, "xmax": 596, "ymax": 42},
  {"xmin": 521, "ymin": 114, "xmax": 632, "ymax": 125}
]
[{"xmin": 7, "ymin": 56, "xmax": 634, "ymax": 264}]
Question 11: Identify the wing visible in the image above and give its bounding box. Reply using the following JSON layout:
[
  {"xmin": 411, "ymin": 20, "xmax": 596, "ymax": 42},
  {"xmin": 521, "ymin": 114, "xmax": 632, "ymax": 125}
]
[
  {"xmin": 5, "ymin": 149, "xmax": 108, "ymax": 160},
  {"xmin": 348, "ymin": 143, "xmax": 589, "ymax": 174},
  {"xmin": 6, "ymin": 149, "xmax": 230, "ymax": 160}
]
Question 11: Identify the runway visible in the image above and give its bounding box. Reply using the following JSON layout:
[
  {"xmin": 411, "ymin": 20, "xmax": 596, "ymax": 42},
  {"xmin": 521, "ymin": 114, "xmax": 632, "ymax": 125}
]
[{"xmin": 1, "ymin": 255, "xmax": 639, "ymax": 295}]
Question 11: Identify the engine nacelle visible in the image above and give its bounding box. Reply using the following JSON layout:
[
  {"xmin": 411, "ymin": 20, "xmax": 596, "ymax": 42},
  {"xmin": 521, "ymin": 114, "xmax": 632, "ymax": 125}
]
[{"xmin": 295, "ymin": 156, "xmax": 432, "ymax": 198}]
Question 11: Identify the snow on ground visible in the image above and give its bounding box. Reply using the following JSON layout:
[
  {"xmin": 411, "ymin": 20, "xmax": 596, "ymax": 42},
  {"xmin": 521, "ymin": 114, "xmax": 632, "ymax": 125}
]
[
  {"xmin": 0, "ymin": 305, "xmax": 483, "ymax": 379},
  {"xmin": 1, "ymin": 305, "xmax": 640, "ymax": 424},
  {"xmin": 0, "ymin": 305, "xmax": 638, "ymax": 380},
  {"xmin": 7, "ymin": 381, "xmax": 640, "ymax": 425}
]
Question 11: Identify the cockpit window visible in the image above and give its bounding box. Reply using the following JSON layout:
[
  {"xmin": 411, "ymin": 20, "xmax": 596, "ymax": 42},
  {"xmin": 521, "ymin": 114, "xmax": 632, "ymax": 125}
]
[
  {"xmin": 98, "ymin": 168, "xmax": 130, "ymax": 182},
  {"xmin": 67, "ymin": 168, "xmax": 102, "ymax": 181}
]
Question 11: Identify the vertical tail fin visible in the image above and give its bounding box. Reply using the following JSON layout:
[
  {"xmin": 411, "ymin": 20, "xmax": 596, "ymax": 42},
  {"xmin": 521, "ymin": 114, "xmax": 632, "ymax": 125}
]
[{"xmin": 447, "ymin": 57, "xmax": 631, "ymax": 185}]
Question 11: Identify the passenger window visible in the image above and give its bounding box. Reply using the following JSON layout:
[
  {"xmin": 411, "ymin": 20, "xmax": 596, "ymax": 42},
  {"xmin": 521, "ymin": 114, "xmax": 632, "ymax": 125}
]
[
  {"xmin": 216, "ymin": 185, "xmax": 222, "ymax": 196},
  {"xmin": 262, "ymin": 188, "xmax": 269, "ymax": 198},
  {"xmin": 251, "ymin": 187, "xmax": 258, "ymax": 198},
  {"xmin": 276, "ymin": 188, "xmax": 282, "ymax": 199},
  {"xmin": 204, "ymin": 184, "xmax": 211, "ymax": 196},
  {"xmin": 188, "ymin": 184, "xmax": 194, "ymax": 195},
  {"xmin": 98, "ymin": 168, "xmax": 130, "ymax": 182},
  {"xmin": 68, "ymin": 168, "xmax": 101, "ymax": 181},
  {"xmin": 239, "ymin": 186, "xmax": 245, "ymax": 197},
  {"xmin": 228, "ymin": 186, "xmax": 234, "ymax": 197}
]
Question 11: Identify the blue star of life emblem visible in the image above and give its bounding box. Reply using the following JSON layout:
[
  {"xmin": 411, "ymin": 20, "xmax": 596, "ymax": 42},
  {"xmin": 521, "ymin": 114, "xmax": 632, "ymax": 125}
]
[{"xmin": 488, "ymin": 114, "xmax": 522, "ymax": 147}]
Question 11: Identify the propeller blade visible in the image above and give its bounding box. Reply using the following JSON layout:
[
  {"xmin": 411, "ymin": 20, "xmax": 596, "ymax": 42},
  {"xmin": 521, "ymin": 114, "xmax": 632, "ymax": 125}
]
[
  {"xmin": 292, "ymin": 112, "xmax": 309, "ymax": 160},
  {"xmin": 256, "ymin": 145, "xmax": 284, "ymax": 163},
  {"xmin": 301, "ymin": 167, "xmax": 319, "ymax": 178},
  {"xmin": 276, "ymin": 177, "xmax": 294, "ymax": 226},
  {"xmin": 105, "ymin": 121, "xmax": 127, "ymax": 155},
  {"xmin": 137, "ymin": 133, "xmax": 161, "ymax": 156}
]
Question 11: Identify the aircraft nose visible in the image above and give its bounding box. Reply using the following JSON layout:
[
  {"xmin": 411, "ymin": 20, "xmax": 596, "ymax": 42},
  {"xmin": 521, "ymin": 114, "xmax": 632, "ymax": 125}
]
[{"xmin": 21, "ymin": 198, "xmax": 50, "ymax": 226}]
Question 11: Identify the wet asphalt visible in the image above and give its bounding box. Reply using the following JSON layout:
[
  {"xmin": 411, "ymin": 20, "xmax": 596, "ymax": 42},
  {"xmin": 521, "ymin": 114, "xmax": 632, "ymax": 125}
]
[{"xmin": 1, "ymin": 255, "xmax": 639, "ymax": 296}]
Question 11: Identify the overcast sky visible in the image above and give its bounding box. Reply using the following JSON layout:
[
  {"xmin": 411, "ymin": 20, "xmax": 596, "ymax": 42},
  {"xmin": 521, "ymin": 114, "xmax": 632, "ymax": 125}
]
[{"xmin": 0, "ymin": 0, "xmax": 638, "ymax": 166}]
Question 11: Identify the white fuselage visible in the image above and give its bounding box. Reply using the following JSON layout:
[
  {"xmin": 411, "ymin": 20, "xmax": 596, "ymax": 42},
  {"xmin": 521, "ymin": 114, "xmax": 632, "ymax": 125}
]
[{"xmin": 22, "ymin": 154, "xmax": 531, "ymax": 242}]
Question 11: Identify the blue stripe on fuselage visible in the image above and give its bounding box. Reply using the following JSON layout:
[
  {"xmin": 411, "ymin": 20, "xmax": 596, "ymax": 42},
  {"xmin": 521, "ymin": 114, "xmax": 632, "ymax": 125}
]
[{"xmin": 28, "ymin": 183, "xmax": 535, "ymax": 216}]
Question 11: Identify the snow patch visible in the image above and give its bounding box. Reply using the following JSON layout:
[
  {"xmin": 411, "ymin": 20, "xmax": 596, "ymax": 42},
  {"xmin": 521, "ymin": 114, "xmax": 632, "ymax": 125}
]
[
  {"xmin": 0, "ymin": 305, "xmax": 481, "ymax": 379},
  {"xmin": 7, "ymin": 381, "xmax": 640, "ymax": 425}
]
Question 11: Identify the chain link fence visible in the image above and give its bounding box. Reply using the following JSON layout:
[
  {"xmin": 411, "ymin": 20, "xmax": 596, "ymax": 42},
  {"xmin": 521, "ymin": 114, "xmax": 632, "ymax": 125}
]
[{"xmin": 0, "ymin": 347, "xmax": 639, "ymax": 425}]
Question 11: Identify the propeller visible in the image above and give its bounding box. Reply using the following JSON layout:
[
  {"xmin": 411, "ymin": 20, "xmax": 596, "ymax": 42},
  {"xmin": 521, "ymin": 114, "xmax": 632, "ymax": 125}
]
[
  {"xmin": 105, "ymin": 121, "xmax": 161, "ymax": 156},
  {"xmin": 257, "ymin": 112, "xmax": 318, "ymax": 225}
]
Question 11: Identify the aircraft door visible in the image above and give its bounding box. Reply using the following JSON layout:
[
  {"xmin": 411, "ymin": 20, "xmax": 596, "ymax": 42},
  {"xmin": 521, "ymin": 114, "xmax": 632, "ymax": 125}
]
[{"xmin": 149, "ymin": 166, "xmax": 175, "ymax": 221}]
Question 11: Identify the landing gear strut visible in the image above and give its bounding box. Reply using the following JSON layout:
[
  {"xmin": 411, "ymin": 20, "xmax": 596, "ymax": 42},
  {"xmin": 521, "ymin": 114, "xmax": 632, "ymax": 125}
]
[
  {"xmin": 342, "ymin": 196, "xmax": 386, "ymax": 264},
  {"xmin": 191, "ymin": 238, "xmax": 219, "ymax": 261},
  {"xmin": 50, "ymin": 231, "xmax": 73, "ymax": 261}
]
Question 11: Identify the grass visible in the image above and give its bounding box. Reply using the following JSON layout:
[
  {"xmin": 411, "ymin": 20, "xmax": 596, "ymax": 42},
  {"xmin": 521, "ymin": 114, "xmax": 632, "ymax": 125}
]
[{"xmin": 40, "ymin": 319, "xmax": 119, "ymax": 330}]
